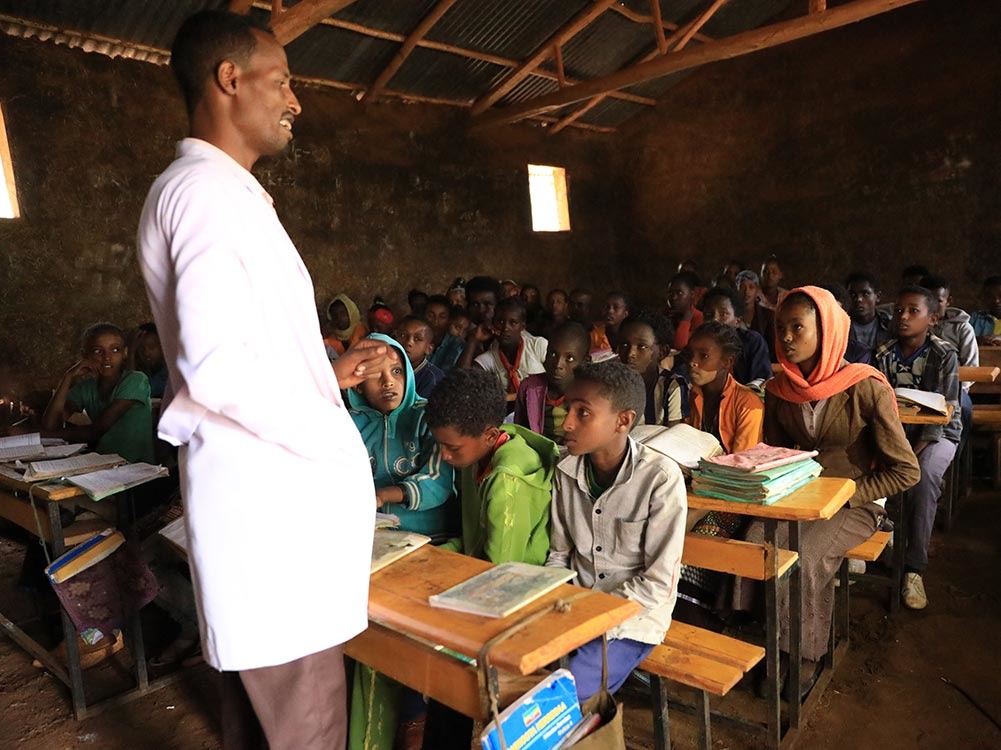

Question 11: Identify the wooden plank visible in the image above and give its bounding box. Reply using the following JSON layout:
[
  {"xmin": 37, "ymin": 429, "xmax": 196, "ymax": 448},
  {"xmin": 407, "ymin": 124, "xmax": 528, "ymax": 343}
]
[
  {"xmin": 471, "ymin": 0, "xmax": 622, "ymax": 115},
  {"xmin": 0, "ymin": 490, "xmax": 110, "ymax": 545},
  {"xmin": 361, "ymin": 0, "xmax": 459, "ymax": 103},
  {"xmin": 270, "ymin": 0, "xmax": 360, "ymax": 45},
  {"xmin": 687, "ymin": 477, "xmax": 855, "ymax": 522},
  {"xmin": 682, "ymin": 534, "xmax": 797, "ymax": 580},
  {"xmin": 472, "ymin": 0, "xmax": 924, "ymax": 129},
  {"xmin": 662, "ymin": 621, "xmax": 764, "ymax": 672},
  {"xmin": 978, "ymin": 346, "xmax": 1001, "ymax": 369},
  {"xmin": 844, "ymin": 530, "xmax": 890, "ymax": 562},
  {"xmin": 366, "ymin": 546, "xmax": 640, "ymax": 676},
  {"xmin": 639, "ymin": 643, "xmax": 744, "ymax": 695},
  {"xmin": 972, "ymin": 408, "xmax": 1001, "ymax": 428},
  {"xmin": 899, "ymin": 403, "xmax": 953, "ymax": 425},
  {"xmin": 228, "ymin": 0, "xmax": 255, "ymax": 13},
  {"xmin": 960, "ymin": 366, "xmax": 999, "ymax": 382}
]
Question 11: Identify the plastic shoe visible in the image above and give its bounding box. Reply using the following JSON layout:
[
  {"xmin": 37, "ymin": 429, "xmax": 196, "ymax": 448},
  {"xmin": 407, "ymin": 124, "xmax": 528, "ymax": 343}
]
[{"xmin": 902, "ymin": 572, "xmax": 928, "ymax": 610}]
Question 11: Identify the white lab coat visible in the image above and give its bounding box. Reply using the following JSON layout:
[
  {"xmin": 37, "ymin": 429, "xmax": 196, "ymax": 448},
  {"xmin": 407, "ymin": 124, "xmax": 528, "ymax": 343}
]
[{"xmin": 137, "ymin": 139, "xmax": 374, "ymax": 671}]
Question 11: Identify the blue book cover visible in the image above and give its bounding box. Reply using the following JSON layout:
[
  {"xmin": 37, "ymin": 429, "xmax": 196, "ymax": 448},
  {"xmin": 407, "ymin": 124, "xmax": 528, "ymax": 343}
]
[{"xmin": 480, "ymin": 669, "xmax": 582, "ymax": 750}]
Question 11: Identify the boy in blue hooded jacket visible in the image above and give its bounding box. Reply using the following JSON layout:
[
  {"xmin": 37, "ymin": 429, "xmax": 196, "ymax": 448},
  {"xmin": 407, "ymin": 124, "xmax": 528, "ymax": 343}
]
[{"xmin": 347, "ymin": 334, "xmax": 456, "ymax": 750}]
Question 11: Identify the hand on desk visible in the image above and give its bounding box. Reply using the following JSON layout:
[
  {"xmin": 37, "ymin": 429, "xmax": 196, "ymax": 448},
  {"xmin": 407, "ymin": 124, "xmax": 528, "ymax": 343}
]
[
  {"xmin": 375, "ymin": 485, "xmax": 405, "ymax": 509},
  {"xmin": 334, "ymin": 339, "xmax": 389, "ymax": 388}
]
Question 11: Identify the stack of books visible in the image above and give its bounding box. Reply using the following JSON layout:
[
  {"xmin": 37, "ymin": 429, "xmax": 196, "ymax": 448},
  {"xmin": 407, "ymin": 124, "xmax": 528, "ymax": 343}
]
[{"xmin": 692, "ymin": 443, "xmax": 822, "ymax": 504}]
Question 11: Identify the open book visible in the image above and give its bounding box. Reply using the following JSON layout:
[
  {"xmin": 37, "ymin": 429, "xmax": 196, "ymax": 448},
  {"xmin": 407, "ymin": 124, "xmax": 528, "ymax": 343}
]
[
  {"xmin": 22, "ymin": 452, "xmax": 125, "ymax": 482},
  {"xmin": 66, "ymin": 463, "xmax": 169, "ymax": 501},
  {"xmin": 895, "ymin": 387, "xmax": 948, "ymax": 416},
  {"xmin": 633, "ymin": 423, "xmax": 724, "ymax": 476},
  {"xmin": 430, "ymin": 562, "xmax": 577, "ymax": 618},
  {"xmin": 371, "ymin": 529, "xmax": 431, "ymax": 573},
  {"xmin": 0, "ymin": 433, "xmax": 45, "ymax": 462}
]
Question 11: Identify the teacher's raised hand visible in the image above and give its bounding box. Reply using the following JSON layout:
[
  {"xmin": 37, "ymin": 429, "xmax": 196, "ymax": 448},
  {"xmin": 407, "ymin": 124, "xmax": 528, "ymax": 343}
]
[{"xmin": 333, "ymin": 338, "xmax": 389, "ymax": 388}]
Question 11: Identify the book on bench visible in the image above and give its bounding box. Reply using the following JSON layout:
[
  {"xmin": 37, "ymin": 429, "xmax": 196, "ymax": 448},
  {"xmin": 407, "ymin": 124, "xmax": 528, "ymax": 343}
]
[
  {"xmin": 22, "ymin": 452, "xmax": 126, "ymax": 482},
  {"xmin": 0, "ymin": 432, "xmax": 46, "ymax": 462},
  {"xmin": 894, "ymin": 387, "xmax": 948, "ymax": 416},
  {"xmin": 430, "ymin": 562, "xmax": 577, "ymax": 618}
]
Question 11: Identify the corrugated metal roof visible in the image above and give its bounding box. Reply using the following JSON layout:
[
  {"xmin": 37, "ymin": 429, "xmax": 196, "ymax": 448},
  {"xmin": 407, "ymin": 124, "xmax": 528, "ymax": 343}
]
[{"xmin": 0, "ymin": 0, "xmax": 801, "ymax": 133}]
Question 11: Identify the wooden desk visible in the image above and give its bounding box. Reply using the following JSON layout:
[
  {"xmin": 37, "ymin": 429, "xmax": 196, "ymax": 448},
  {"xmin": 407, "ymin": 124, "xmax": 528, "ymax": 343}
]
[
  {"xmin": 898, "ymin": 404, "xmax": 954, "ymax": 425},
  {"xmin": 960, "ymin": 366, "xmax": 999, "ymax": 383},
  {"xmin": 345, "ymin": 545, "xmax": 640, "ymax": 718},
  {"xmin": 689, "ymin": 476, "xmax": 855, "ymax": 744},
  {"xmin": 0, "ymin": 471, "xmax": 156, "ymax": 719}
]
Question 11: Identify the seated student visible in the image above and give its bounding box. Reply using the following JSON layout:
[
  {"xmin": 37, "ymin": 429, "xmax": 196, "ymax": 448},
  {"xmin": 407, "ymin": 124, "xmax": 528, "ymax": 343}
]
[
  {"xmin": 447, "ymin": 305, "xmax": 472, "ymax": 340},
  {"xmin": 462, "ymin": 297, "xmax": 549, "ymax": 395},
  {"xmin": 426, "ymin": 367, "xmax": 558, "ymax": 565},
  {"xmin": 618, "ymin": 310, "xmax": 686, "ymax": 426},
  {"xmin": 513, "ymin": 321, "xmax": 590, "ymax": 444},
  {"xmin": 547, "ymin": 361, "xmax": 687, "ymax": 700},
  {"xmin": 735, "ymin": 270, "xmax": 778, "ymax": 361},
  {"xmin": 758, "ymin": 255, "xmax": 788, "ymax": 310},
  {"xmin": 520, "ymin": 284, "xmax": 546, "ymax": 335},
  {"xmin": 667, "ymin": 271, "xmax": 705, "ymax": 350},
  {"xmin": 424, "ymin": 295, "xmax": 464, "ymax": 371},
  {"xmin": 394, "ymin": 316, "xmax": 445, "ymax": 398},
  {"xmin": 901, "ymin": 263, "xmax": 931, "ymax": 287},
  {"xmin": 325, "ymin": 293, "xmax": 368, "ymax": 355},
  {"xmin": 589, "ymin": 292, "xmax": 630, "ymax": 356},
  {"xmin": 407, "ymin": 288, "xmax": 428, "ymax": 316},
  {"xmin": 677, "ymin": 261, "xmax": 708, "ymax": 307},
  {"xmin": 969, "ymin": 275, "xmax": 1001, "ymax": 346},
  {"xmin": 819, "ymin": 282, "xmax": 873, "ymax": 364},
  {"xmin": 874, "ymin": 286, "xmax": 962, "ymax": 610},
  {"xmin": 39, "ymin": 322, "xmax": 154, "ymax": 464},
  {"xmin": 542, "ymin": 288, "xmax": 570, "ymax": 338},
  {"xmin": 568, "ymin": 288, "xmax": 594, "ymax": 327},
  {"xmin": 465, "ymin": 275, "xmax": 499, "ymax": 327},
  {"xmin": 739, "ymin": 287, "xmax": 919, "ymax": 699},
  {"xmin": 423, "ymin": 368, "xmax": 559, "ymax": 749},
  {"xmin": 447, "ymin": 278, "xmax": 466, "ymax": 308},
  {"xmin": 922, "ymin": 274, "xmax": 978, "ymax": 427},
  {"xmin": 129, "ymin": 322, "xmax": 168, "ymax": 399},
  {"xmin": 700, "ymin": 286, "xmax": 773, "ymax": 384},
  {"xmin": 368, "ymin": 297, "xmax": 396, "ymax": 334},
  {"xmin": 845, "ymin": 271, "xmax": 893, "ymax": 354},
  {"xmin": 499, "ymin": 279, "xmax": 521, "ymax": 299},
  {"xmin": 678, "ymin": 322, "xmax": 764, "ymax": 629},
  {"xmin": 347, "ymin": 335, "xmax": 456, "ymax": 750}
]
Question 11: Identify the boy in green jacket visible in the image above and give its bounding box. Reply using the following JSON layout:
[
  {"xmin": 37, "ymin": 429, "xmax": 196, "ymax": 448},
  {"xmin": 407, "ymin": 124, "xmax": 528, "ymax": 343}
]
[
  {"xmin": 422, "ymin": 368, "xmax": 559, "ymax": 750},
  {"xmin": 426, "ymin": 367, "xmax": 559, "ymax": 565}
]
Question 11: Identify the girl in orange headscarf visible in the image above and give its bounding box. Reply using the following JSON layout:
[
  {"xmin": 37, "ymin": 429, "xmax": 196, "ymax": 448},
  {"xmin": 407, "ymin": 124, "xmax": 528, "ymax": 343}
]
[{"xmin": 743, "ymin": 286, "xmax": 919, "ymax": 700}]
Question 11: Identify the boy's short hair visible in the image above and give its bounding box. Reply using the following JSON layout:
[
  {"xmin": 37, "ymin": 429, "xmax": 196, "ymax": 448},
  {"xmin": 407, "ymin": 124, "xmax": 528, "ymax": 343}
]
[
  {"xmin": 819, "ymin": 281, "xmax": 850, "ymax": 310},
  {"xmin": 398, "ymin": 315, "xmax": 431, "ymax": 332},
  {"xmin": 734, "ymin": 270, "xmax": 760, "ymax": 287},
  {"xmin": 689, "ymin": 320, "xmax": 742, "ymax": 360},
  {"xmin": 897, "ymin": 285, "xmax": 938, "ymax": 312},
  {"xmin": 670, "ymin": 271, "xmax": 701, "ymax": 290},
  {"xmin": 465, "ymin": 276, "xmax": 501, "ymax": 300},
  {"xmin": 901, "ymin": 264, "xmax": 930, "ymax": 280},
  {"xmin": 845, "ymin": 271, "xmax": 880, "ymax": 290},
  {"xmin": 407, "ymin": 289, "xmax": 427, "ymax": 305},
  {"xmin": 426, "ymin": 294, "xmax": 450, "ymax": 309},
  {"xmin": 81, "ymin": 322, "xmax": 126, "ymax": 351},
  {"xmin": 426, "ymin": 368, "xmax": 506, "ymax": 435},
  {"xmin": 919, "ymin": 274, "xmax": 949, "ymax": 292},
  {"xmin": 549, "ymin": 321, "xmax": 591, "ymax": 354},
  {"xmin": 572, "ymin": 361, "xmax": 646, "ymax": 418},
  {"xmin": 494, "ymin": 296, "xmax": 526, "ymax": 321},
  {"xmin": 700, "ymin": 286, "xmax": 745, "ymax": 316},
  {"xmin": 170, "ymin": 10, "xmax": 270, "ymax": 115},
  {"xmin": 621, "ymin": 310, "xmax": 675, "ymax": 347},
  {"xmin": 548, "ymin": 288, "xmax": 568, "ymax": 301}
]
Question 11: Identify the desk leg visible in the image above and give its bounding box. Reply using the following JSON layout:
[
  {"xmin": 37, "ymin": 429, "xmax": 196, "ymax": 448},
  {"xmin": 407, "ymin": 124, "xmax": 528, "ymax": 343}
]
[
  {"xmin": 117, "ymin": 492, "xmax": 149, "ymax": 691},
  {"xmin": 763, "ymin": 520, "xmax": 781, "ymax": 750},
  {"xmin": 788, "ymin": 521, "xmax": 802, "ymax": 730},
  {"xmin": 891, "ymin": 493, "xmax": 906, "ymax": 614},
  {"xmin": 47, "ymin": 499, "xmax": 87, "ymax": 719}
]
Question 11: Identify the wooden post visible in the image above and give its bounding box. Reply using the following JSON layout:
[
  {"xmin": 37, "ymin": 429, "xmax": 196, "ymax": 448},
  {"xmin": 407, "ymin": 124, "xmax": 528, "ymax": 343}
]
[
  {"xmin": 650, "ymin": 0, "xmax": 668, "ymax": 54},
  {"xmin": 554, "ymin": 43, "xmax": 566, "ymax": 88}
]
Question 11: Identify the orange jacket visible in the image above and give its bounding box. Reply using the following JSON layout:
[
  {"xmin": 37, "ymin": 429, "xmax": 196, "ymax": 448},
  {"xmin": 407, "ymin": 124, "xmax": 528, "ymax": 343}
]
[{"xmin": 688, "ymin": 373, "xmax": 763, "ymax": 454}]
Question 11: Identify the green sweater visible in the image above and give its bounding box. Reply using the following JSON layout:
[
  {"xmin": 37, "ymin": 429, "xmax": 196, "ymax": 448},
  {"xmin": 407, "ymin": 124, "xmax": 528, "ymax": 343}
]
[{"xmin": 453, "ymin": 424, "xmax": 559, "ymax": 565}]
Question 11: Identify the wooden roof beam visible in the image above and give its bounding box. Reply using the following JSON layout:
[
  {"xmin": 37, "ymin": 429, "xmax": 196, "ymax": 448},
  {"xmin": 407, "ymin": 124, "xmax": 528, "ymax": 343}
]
[
  {"xmin": 473, "ymin": 0, "xmax": 924, "ymax": 130},
  {"xmin": 609, "ymin": 4, "xmax": 714, "ymax": 44},
  {"xmin": 549, "ymin": 0, "xmax": 728, "ymax": 135},
  {"xmin": 270, "ymin": 0, "xmax": 359, "ymax": 45},
  {"xmin": 228, "ymin": 0, "xmax": 255, "ymax": 13},
  {"xmin": 650, "ymin": 0, "xmax": 668, "ymax": 54},
  {"xmin": 361, "ymin": 0, "xmax": 459, "ymax": 103},
  {"xmin": 470, "ymin": 0, "xmax": 622, "ymax": 116}
]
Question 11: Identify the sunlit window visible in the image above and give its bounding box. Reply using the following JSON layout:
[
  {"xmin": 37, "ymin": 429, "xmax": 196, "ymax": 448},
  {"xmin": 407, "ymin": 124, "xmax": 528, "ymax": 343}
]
[
  {"xmin": 0, "ymin": 104, "xmax": 19, "ymax": 219},
  {"xmin": 528, "ymin": 164, "xmax": 570, "ymax": 232}
]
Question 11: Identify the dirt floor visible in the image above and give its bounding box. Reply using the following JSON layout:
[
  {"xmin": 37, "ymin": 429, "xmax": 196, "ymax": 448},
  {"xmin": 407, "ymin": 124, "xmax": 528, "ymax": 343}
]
[{"xmin": 2, "ymin": 485, "xmax": 999, "ymax": 750}]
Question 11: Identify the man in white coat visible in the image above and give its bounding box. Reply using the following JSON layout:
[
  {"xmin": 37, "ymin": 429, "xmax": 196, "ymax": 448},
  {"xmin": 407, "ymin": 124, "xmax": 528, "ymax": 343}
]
[{"xmin": 137, "ymin": 11, "xmax": 385, "ymax": 748}]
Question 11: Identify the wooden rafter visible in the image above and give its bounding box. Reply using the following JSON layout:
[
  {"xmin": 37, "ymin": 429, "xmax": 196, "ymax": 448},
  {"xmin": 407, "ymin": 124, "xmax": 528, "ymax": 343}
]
[
  {"xmin": 554, "ymin": 44, "xmax": 566, "ymax": 87},
  {"xmin": 550, "ymin": 0, "xmax": 728, "ymax": 134},
  {"xmin": 361, "ymin": 0, "xmax": 459, "ymax": 103},
  {"xmin": 246, "ymin": 2, "xmax": 655, "ymax": 108},
  {"xmin": 470, "ymin": 0, "xmax": 622, "ymax": 116},
  {"xmin": 810, "ymin": 0, "xmax": 828, "ymax": 11},
  {"xmin": 227, "ymin": 0, "xmax": 255, "ymax": 14},
  {"xmin": 270, "ymin": 0, "xmax": 359, "ymax": 45},
  {"xmin": 474, "ymin": 0, "xmax": 924, "ymax": 130},
  {"xmin": 650, "ymin": 0, "xmax": 668, "ymax": 54},
  {"xmin": 609, "ymin": 4, "xmax": 714, "ymax": 44}
]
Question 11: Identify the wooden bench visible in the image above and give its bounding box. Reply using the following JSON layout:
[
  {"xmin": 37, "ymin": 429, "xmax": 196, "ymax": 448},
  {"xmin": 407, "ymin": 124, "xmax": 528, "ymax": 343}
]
[
  {"xmin": 832, "ymin": 530, "xmax": 893, "ymax": 655},
  {"xmin": 639, "ymin": 533, "xmax": 796, "ymax": 750},
  {"xmin": 972, "ymin": 405, "xmax": 1001, "ymax": 488}
]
